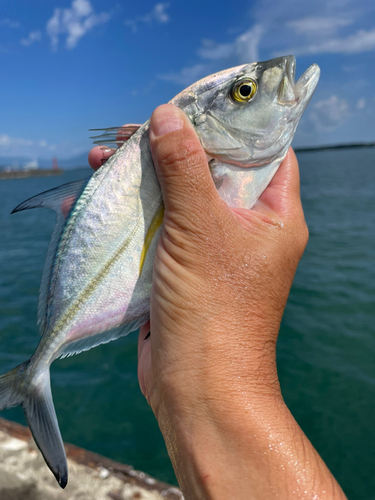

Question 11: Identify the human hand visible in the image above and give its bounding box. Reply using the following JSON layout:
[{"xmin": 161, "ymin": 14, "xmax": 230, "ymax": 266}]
[{"xmin": 88, "ymin": 106, "xmax": 346, "ymax": 500}]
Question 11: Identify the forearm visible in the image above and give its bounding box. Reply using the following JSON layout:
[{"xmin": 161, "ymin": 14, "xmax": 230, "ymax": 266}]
[{"xmin": 158, "ymin": 370, "xmax": 347, "ymax": 500}]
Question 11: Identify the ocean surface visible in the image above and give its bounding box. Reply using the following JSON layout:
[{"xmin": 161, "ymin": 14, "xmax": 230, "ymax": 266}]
[{"xmin": 0, "ymin": 148, "xmax": 374, "ymax": 498}]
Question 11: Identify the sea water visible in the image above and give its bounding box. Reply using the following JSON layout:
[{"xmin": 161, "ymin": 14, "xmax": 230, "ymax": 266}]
[{"xmin": 0, "ymin": 148, "xmax": 374, "ymax": 499}]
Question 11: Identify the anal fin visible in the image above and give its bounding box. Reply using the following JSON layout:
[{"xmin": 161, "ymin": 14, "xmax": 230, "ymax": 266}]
[{"xmin": 59, "ymin": 315, "xmax": 149, "ymax": 358}]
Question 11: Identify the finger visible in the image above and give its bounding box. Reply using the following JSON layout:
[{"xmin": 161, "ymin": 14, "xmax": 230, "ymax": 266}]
[
  {"xmin": 88, "ymin": 146, "xmax": 115, "ymax": 171},
  {"xmin": 149, "ymin": 104, "xmax": 220, "ymax": 221},
  {"xmin": 258, "ymin": 148, "xmax": 302, "ymax": 219},
  {"xmin": 88, "ymin": 124, "xmax": 142, "ymax": 170},
  {"xmin": 258, "ymin": 147, "xmax": 308, "ymax": 257},
  {"xmin": 137, "ymin": 321, "xmax": 151, "ymax": 400},
  {"xmin": 138, "ymin": 321, "xmax": 150, "ymax": 359},
  {"xmin": 116, "ymin": 124, "xmax": 142, "ymax": 148}
]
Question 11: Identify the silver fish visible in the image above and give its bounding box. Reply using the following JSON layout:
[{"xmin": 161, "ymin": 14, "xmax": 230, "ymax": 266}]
[{"xmin": 0, "ymin": 56, "xmax": 319, "ymax": 487}]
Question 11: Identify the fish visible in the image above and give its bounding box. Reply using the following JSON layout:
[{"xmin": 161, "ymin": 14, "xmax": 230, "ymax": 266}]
[{"xmin": 0, "ymin": 55, "xmax": 319, "ymax": 488}]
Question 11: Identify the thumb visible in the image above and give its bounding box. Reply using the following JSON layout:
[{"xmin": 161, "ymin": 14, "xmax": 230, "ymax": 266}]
[{"xmin": 149, "ymin": 104, "xmax": 220, "ymax": 224}]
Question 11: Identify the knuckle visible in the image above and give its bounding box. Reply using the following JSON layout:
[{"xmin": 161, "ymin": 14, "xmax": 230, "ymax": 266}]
[{"xmin": 158, "ymin": 139, "xmax": 204, "ymax": 175}]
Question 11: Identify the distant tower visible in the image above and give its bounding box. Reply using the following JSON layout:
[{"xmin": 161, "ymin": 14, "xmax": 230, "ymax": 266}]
[{"xmin": 52, "ymin": 157, "xmax": 59, "ymax": 170}]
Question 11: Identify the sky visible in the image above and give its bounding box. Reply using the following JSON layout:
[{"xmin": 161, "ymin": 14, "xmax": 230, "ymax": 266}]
[{"xmin": 0, "ymin": 0, "xmax": 374, "ymax": 161}]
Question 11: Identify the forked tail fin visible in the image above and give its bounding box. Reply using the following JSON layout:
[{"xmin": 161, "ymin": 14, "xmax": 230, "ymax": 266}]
[{"xmin": 0, "ymin": 363, "xmax": 68, "ymax": 488}]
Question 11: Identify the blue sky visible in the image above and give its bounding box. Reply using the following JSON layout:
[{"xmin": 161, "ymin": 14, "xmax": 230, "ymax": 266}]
[{"xmin": 0, "ymin": 0, "xmax": 374, "ymax": 161}]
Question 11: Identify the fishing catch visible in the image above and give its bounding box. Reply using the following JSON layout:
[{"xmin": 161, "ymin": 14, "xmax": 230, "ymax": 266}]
[{"xmin": 0, "ymin": 56, "xmax": 319, "ymax": 488}]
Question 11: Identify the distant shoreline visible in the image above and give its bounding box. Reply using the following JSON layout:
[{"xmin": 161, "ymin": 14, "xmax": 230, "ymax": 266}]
[
  {"xmin": 0, "ymin": 169, "xmax": 63, "ymax": 180},
  {"xmin": 294, "ymin": 142, "xmax": 375, "ymax": 153},
  {"xmin": 0, "ymin": 141, "xmax": 374, "ymax": 174}
]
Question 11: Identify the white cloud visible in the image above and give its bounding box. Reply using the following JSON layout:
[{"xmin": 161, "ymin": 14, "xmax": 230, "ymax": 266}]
[
  {"xmin": 125, "ymin": 3, "xmax": 170, "ymax": 32},
  {"xmin": 277, "ymin": 28, "xmax": 375, "ymax": 56},
  {"xmin": 46, "ymin": 0, "xmax": 111, "ymax": 50},
  {"xmin": 198, "ymin": 24, "xmax": 264, "ymax": 64},
  {"xmin": 356, "ymin": 98, "xmax": 366, "ymax": 109},
  {"xmin": 0, "ymin": 134, "xmax": 55, "ymax": 152},
  {"xmin": 242, "ymin": 0, "xmax": 375, "ymax": 59},
  {"xmin": 72, "ymin": 0, "xmax": 92, "ymax": 17},
  {"xmin": 251, "ymin": 0, "xmax": 365, "ymax": 27},
  {"xmin": 236, "ymin": 25, "xmax": 264, "ymax": 63},
  {"xmin": 158, "ymin": 64, "xmax": 208, "ymax": 86},
  {"xmin": 0, "ymin": 18, "xmax": 20, "ymax": 28},
  {"xmin": 198, "ymin": 39, "xmax": 234, "ymax": 60},
  {"xmin": 309, "ymin": 95, "xmax": 350, "ymax": 131},
  {"xmin": 0, "ymin": 135, "xmax": 30, "ymax": 148},
  {"xmin": 157, "ymin": 0, "xmax": 375, "ymax": 100},
  {"xmin": 20, "ymin": 30, "xmax": 42, "ymax": 47},
  {"xmin": 161, "ymin": 24, "xmax": 264, "ymax": 87},
  {"xmin": 153, "ymin": 3, "xmax": 170, "ymax": 23},
  {"xmin": 287, "ymin": 16, "xmax": 353, "ymax": 38}
]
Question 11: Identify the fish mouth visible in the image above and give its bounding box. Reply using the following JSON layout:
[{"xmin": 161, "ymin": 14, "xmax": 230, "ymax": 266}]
[{"xmin": 278, "ymin": 56, "xmax": 320, "ymax": 105}]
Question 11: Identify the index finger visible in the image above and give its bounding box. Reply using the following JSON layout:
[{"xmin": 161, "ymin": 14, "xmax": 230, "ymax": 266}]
[{"xmin": 88, "ymin": 124, "xmax": 142, "ymax": 171}]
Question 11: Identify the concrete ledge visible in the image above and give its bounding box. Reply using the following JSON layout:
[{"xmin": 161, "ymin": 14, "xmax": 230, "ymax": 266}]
[{"xmin": 0, "ymin": 418, "xmax": 183, "ymax": 500}]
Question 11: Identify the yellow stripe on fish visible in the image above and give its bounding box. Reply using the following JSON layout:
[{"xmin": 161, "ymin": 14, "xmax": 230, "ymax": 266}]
[{"xmin": 139, "ymin": 203, "xmax": 165, "ymax": 275}]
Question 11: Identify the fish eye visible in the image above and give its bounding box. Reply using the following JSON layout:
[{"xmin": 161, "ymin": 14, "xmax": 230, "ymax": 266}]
[{"xmin": 231, "ymin": 79, "xmax": 257, "ymax": 103}]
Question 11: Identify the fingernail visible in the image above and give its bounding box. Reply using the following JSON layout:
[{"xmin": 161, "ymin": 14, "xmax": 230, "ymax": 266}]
[
  {"xmin": 151, "ymin": 105, "xmax": 184, "ymax": 137},
  {"xmin": 100, "ymin": 147, "xmax": 114, "ymax": 159},
  {"xmin": 100, "ymin": 147, "xmax": 113, "ymax": 153}
]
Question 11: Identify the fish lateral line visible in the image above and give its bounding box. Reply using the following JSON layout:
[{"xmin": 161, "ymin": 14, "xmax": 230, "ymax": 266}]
[{"xmin": 46, "ymin": 221, "xmax": 141, "ymax": 343}]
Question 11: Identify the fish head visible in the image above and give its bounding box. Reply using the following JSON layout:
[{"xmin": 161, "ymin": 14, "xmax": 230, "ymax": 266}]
[{"xmin": 172, "ymin": 56, "xmax": 320, "ymax": 167}]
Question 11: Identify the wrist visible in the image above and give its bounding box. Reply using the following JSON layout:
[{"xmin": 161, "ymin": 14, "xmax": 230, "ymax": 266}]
[
  {"xmin": 157, "ymin": 388, "xmax": 286, "ymax": 499},
  {"xmin": 151, "ymin": 331, "xmax": 285, "ymax": 497},
  {"xmin": 157, "ymin": 391, "xmax": 346, "ymax": 500},
  {"xmin": 159, "ymin": 390, "xmax": 283, "ymax": 500},
  {"xmin": 150, "ymin": 313, "xmax": 282, "ymax": 416}
]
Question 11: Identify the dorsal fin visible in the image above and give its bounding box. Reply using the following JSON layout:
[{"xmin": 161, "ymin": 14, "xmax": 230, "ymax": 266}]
[
  {"xmin": 11, "ymin": 179, "xmax": 88, "ymax": 217},
  {"xmin": 89, "ymin": 124, "xmax": 141, "ymax": 149}
]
